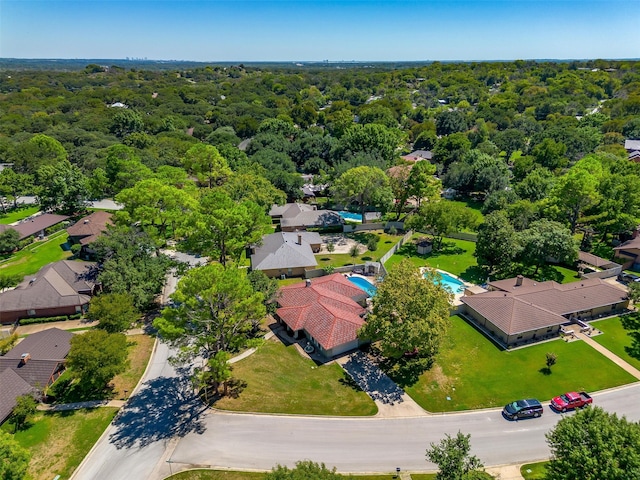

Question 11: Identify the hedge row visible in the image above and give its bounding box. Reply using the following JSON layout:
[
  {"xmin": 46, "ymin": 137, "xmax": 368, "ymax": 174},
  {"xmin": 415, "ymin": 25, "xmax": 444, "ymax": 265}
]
[{"xmin": 19, "ymin": 313, "xmax": 83, "ymax": 325}]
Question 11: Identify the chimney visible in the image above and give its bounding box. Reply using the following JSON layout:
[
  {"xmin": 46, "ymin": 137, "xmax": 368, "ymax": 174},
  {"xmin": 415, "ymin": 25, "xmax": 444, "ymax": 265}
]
[
  {"xmin": 297, "ymin": 233, "xmax": 302, "ymax": 245},
  {"xmin": 515, "ymin": 275, "xmax": 523, "ymax": 287},
  {"xmin": 305, "ymin": 279, "xmax": 312, "ymax": 287},
  {"xmin": 20, "ymin": 353, "xmax": 31, "ymax": 365}
]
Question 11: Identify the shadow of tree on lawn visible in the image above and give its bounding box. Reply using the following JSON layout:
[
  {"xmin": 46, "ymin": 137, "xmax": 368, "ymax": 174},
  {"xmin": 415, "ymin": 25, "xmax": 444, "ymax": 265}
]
[{"xmin": 108, "ymin": 367, "xmax": 207, "ymax": 449}]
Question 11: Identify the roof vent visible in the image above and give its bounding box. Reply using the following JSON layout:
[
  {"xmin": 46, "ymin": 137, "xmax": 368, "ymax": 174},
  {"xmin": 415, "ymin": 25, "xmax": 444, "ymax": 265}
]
[
  {"xmin": 84, "ymin": 219, "xmax": 90, "ymax": 224},
  {"xmin": 20, "ymin": 353, "xmax": 31, "ymax": 364},
  {"xmin": 515, "ymin": 275, "xmax": 524, "ymax": 286},
  {"xmin": 305, "ymin": 279, "xmax": 312, "ymax": 287}
]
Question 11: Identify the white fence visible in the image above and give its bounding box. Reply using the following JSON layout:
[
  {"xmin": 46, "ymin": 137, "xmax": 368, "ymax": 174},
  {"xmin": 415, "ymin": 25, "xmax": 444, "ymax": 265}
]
[
  {"xmin": 379, "ymin": 230, "xmax": 413, "ymax": 265},
  {"xmin": 582, "ymin": 264, "xmax": 623, "ymax": 280}
]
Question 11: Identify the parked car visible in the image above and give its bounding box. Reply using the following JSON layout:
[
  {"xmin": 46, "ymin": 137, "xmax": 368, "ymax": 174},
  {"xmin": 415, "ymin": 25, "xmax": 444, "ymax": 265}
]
[
  {"xmin": 502, "ymin": 399, "xmax": 543, "ymax": 420},
  {"xmin": 618, "ymin": 272, "xmax": 640, "ymax": 284},
  {"xmin": 550, "ymin": 391, "xmax": 593, "ymax": 412}
]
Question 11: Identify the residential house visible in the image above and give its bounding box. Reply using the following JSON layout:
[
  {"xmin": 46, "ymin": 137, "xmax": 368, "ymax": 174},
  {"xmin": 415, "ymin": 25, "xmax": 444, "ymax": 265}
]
[
  {"xmin": 461, "ymin": 275, "xmax": 629, "ymax": 348},
  {"xmin": 276, "ymin": 274, "xmax": 369, "ymax": 357},
  {"xmin": 0, "ymin": 260, "xmax": 98, "ymax": 325},
  {"xmin": 249, "ymin": 231, "xmax": 322, "ymax": 278},
  {"xmin": 269, "ymin": 202, "xmax": 343, "ymax": 232},
  {"xmin": 0, "ymin": 213, "xmax": 69, "ymax": 241},
  {"xmin": 66, "ymin": 210, "xmax": 113, "ymax": 258},
  {"xmin": 614, "ymin": 236, "xmax": 640, "ymax": 270},
  {"xmin": 401, "ymin": 150, "xmax": 433, "ymax": 163},
  {"xmin": 0, "ymin": 328, "xmax": 73, "ymax": 424},
  {"xmin": 625, "ymin": 139, "xmax": 640, "ymax": 162}
]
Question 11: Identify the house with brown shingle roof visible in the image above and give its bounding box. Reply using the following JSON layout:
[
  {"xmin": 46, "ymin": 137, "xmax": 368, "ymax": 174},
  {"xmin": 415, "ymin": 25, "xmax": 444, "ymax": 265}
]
[
  {"xmin": 461, "ymin": 276, "xmax": 629, "ymax": 348},
  {"xmin": 66, "ymin": 210, "xmax": 113, "ymax": 258},
  {"xmin": 0, "ymin": 260, "xmax": 98, "ymax": 325},
  {"xmin": 276, "ymin": 273, "xmax": 369, "ymax": 357},
  {"xmin": 0, "ymin": 213, "xmax": 69, "ymax": 241},
  {"xmin": 0, "ymin": 327, "xmax": 73, "ymax": 424},
  {"xmin": 614, "ymin": 236, "xmax": 640, "ymax": 270}
]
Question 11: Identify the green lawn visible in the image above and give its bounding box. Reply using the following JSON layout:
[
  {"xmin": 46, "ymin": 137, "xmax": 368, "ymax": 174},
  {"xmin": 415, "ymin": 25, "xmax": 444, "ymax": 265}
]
[
  {"xmin": 591, "ymin": 316, "xmax": 640, "ymax": 371},
  {"xmin": 0, "ymin": 230, "xmax": 71, "ymax": 280},
  {"xmin": 400, "ymin": 315, "xmax": 637, "ymax": 412},
  {"xmin": 384, "ymin": 237, "xmax": 485, "ymax": 284},
  {"xmin": 315, "ymin": 231, "xmax": 404, "ymax": 269},
  {"xmin": 521, "ymin": 461, "xmax": 548, "ymax": 480},
  {"xmin": 214, "ymin": 338, "xmax": 377, "ymax": 416},
  {"xmin": 2, "ymin": 407, "xmax": 117, "ymax": 480},
  {"xmin": 0, "ymin": 205, "xmax": 40, "ymax": 224},
  {"xmin": 168, "ymin": 471, "xmax": 408, "ymax": 480}
]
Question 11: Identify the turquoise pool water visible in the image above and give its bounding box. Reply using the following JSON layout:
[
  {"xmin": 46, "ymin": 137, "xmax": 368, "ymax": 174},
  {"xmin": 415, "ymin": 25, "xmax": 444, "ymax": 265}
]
[
  {"xmin": 425, "ymin": 271, "xmax": 466, "ymax": 294},
  {"xmin": 347, "ymin": 276, "xmax": 377, "ymax": 296},
  {"xmin": 337, "ymin": 211, "xmax": 362, "ymax": 222}
]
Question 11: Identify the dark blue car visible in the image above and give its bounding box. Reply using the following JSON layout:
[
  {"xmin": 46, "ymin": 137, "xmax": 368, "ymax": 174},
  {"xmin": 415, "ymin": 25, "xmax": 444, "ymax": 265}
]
[{"xmin": 503, "ymin": 399, "xmax": 543, "ymax": 420}]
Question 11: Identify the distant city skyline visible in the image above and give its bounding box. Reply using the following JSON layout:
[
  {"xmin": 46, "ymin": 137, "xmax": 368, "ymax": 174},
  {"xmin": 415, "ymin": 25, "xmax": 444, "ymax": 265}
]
[{"xmin": 1, "ymin": 1, "xmax": 638, "ymax": 62}]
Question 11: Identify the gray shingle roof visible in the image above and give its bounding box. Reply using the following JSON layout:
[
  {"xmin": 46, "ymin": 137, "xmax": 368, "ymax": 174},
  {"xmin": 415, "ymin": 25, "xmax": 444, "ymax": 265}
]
[
  {"xmin": 251, "ymin": 232, "xmax": 320, "ymax": 271},
  {"xmin": 269, "ymin": 203, "xmax": 316, "ymax": 218},
  {"xmin": 280, "ymin": 210, "xmax": 343, "ymax": 229},
  {"xmin": 10, "ymin": 213, "xmax": 69, "ymax": 240},
  {"xmin": 625, "ymin": 139, "xmax": 640, "ymax": 151},
  {"xmin": 0, "ymin": 368, "xmax": 36, "ymax": 424}
]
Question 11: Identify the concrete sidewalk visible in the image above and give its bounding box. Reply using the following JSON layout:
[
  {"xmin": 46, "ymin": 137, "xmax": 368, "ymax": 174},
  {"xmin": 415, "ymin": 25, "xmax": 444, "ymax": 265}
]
[
  {"xmin": 576, "ymin": 331, "xmax": 640, "ymax": 380},
  {"xmin": 38, "ymin": 399, "xmax": 125, "ymax": 412}
]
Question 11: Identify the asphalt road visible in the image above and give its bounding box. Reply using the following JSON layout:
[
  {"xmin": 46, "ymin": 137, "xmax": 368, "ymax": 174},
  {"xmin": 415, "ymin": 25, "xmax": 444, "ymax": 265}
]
[{"xmin": 168, "ymin": 384, "xmax": 640, "ymax": 474}]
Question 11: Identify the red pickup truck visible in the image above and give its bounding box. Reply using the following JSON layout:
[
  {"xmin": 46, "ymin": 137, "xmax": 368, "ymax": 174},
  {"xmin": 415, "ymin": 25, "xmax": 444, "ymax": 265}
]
[{"xmin": 550, "ymin": 391, "xmax": 593, "ymax": 412}]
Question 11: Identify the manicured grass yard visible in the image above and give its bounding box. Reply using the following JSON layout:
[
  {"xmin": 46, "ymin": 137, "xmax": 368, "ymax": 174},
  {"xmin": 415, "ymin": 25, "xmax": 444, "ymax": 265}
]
[
  {"xmin": 214, "ymin": 338, "xmax": 377, "ymax": 416},
  {"xmin": 110, "ymin": 334, "xmax": 155, "ymax": 400},
  {"xmin": 0, "ymin": 205, "xmax": 40, "ymax": 224},
  {"xmin": 168, "ymin": 471, "xmax": 409, "ymax": 480},
  {"xmin": 384, "ymin": 237, "xmax": 484, "ymax": 284},
  {"xmin": 0, "ymin": 230, "xmax": 71, "ymax": 280},
  {"xmin": 400, "ymin": 316, "xmax": 637, "ymax": 412},
  {"xmin": 521, "ymin": 461, "xmax": 548, "ymax": 480},
  {"xmin": 2, "ymin": 407, "xmax": 118, "ymax": 480},
  {"xmin": 591, "ymin": 316, "xmax": 640, "ymax": 371},
  {"xmin": 315, "ymin": 231, "xmax": 404, "ymax": 269}
]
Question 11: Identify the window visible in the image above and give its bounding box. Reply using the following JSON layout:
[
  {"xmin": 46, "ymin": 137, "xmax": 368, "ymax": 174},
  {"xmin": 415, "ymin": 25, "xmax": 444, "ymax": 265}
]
[
  {"xmin": 75, "ymin": 306, "xmax": 82, "ymax": 313},
  {"xmin": 517, "ymin": 335, "xmax": 523, "ymax": 340},
  {"xmin": 27, "ymin": 310, "xmax": 36, "ymax": 316}
]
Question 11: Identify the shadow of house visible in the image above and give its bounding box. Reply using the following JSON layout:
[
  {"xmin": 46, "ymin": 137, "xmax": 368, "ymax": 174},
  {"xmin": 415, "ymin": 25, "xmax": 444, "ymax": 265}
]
[
  {"xmin": 66, "ymin": 211, "xmax": 113, "ymax": 259},
  {"xmin": 461, "ymin": 275, "xmax": 630, "ymax": 348},
  {"xmin": 0, "ymin": 327, "xmax": 73, "ymax": 424},
  {"xmin": 0, "ymin": 260, "xmax": 99, "ymax": 325},
  {"xmin": 275, "ymin": 273, "xmax": 369, "ymax": 357}
]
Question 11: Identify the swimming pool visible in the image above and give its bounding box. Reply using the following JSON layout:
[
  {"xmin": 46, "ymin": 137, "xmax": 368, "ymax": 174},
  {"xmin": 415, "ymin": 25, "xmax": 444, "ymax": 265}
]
[
  {"xmin": 336, "ymin": 211, "xmax": 362, "ymax": 222},
  {"xmin": 347, "ymin": 276, "xmax": 377, "ymax": 296},
  {"xmin": 424, "ymin": 271, "xmax": 466, "ymax": 294}
]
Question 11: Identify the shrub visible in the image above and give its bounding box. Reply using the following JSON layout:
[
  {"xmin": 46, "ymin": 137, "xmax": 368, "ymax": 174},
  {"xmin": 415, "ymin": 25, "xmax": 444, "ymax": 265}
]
[
  {"xmin": 367, "ymin": 236, "xmax": 379, "ymax": 252},
  {"xmin": 349, "ymin": 244, "xmax": 360, "ymax": 257},
  {"xmin": 0, "ymin": 333, "xmax": 18, "ymax": 355},
  {"xmin": 326, "ymin": 242, "xmax": 335, "ymax": 253},
  {"xmin": 388, "ymin": 225, "xmax": 398, "ymax": 235},
  {"xmin": 19, "ymin": 315, "xmax": 69, "ymax": 325},
  {"xmin": 324, "ymin": 265, "xmax": 335, "ymax": 274}
]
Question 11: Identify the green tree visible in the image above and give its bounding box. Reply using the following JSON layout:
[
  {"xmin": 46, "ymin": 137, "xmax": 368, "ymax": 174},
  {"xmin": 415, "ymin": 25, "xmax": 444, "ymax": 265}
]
[
  {"xmin": 517, "ymin": 219, "xmax": 578, "ymax": 275},
  {"xmin": 35, "ymin": 160, "xmax": 90, "ymax": 214},
  {"xmin": 103, "ymin": 144, "xmax": 153, "ymax": 195},
  {"xmin": 222, "ymin": 172, "xmax": 286, "ymax": 211},
  {"xmin": 0, "ymin": 229, "xmax": 20, "ymax": 254},
  {"xmin": 332, "ymin": 166, "xmax": 393, "ymax": 224},
  {"xmin": 531, "ymin": 138, "xmax": 568, "ymax": 170},
  {"xmin": 408, "ymin": 160, "xmax": 441, "ymax": 208},
  {"xmin": 110, "ymin": 109, "xmax": 144, "ymax": 138},
  {"xmin": 185, "ymin": 189, "xmax": 271, "ymax": 266},
  {"xmin": 406, "ymin": 201, "xmax": 479, "ymax": 250},
  {"xmin": 629, "ymin": 282, "xmax": 640, "ymax": 305},
  {"xmin": 88, "ymin": 293, "xmax": 139, "ymax": 334},
  {"xmin": 475, "ymin": 211, "xmax": 520, "ymax": 276},
  {"xmin": 247, "ymin": 270, "xmax": 280, "ymax": 314},
  {"xmin": 154, "ymin": 264, "xmax": 265, "ymax": 371},
  {"xmin": 436, "ymin": 110, "xmax": 469, "ymax": 136},
  {"xmin": 426, "ymin": 431, "xmax": 485, "ymax": 480},
  {"xmin": 116, "ymin": 178, "xmax": 198, "ymax": 239},
  {"xmin": 545, "ymin": 352, "xmax": 557, "ymax": 370},
  {"xmin": 0, "ymin": 168, "xmax": 33, "ymax": 209},
  {"xmin": 549, "ymin": 168, "xmax": 600, "ymax": 234},
  {"xmin": 66, "ymin": 330, "xmax": 130, "ymax": 393},
  {"xmin": 10, "ymin": 394, "xmax": 37, "ymax": 432},
  {"xmin": 433, "ymin": 133, "xmax": 471, "ymax": 167},
  {"xmin": 93, "ymin": 226, "xmax": 172, "ymax": 310},
  {"xmin": 545, "ymin": 407, "xmax": 640, "ymax": 480},
  {"xmin": 265, "ymin": 460, "xmax": 344, "ymax": 480},
  {"xmin": 182, "ymin": 143, "xmax": 232, "ymax": 188},
  {"xmin": 0, "ymin": 430, "xmax": 30, "ymax": 480},
  {"xmin": 12, "ymin": 133, "xmax": 67, "ymax": 174},
  {"xmin": 337, "ymin": 123, "xmax": 403, "ymax": 166},
  {"xmin": 359, "ymin": 260, "xmax": 451, "ymax": 365},
  {"xmin": 194, "ymin": 351, "xmax": 233, "ymax": 401}
]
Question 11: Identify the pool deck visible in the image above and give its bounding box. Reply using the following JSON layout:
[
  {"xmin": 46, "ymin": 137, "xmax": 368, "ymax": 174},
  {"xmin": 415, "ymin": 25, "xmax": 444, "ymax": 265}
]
[{"xmin": 419, "ymin": 267, "xmax": 473, "ymax": 307}]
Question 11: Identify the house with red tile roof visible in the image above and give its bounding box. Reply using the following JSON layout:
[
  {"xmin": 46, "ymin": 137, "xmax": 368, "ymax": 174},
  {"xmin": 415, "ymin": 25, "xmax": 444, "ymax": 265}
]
[
  {"xmin": 276, "ymin": 273, "xmax": 369, "ymax": 357},
  {"xmin": 461, "ymin": 276, "xmax": 629, "ymax": 348}
]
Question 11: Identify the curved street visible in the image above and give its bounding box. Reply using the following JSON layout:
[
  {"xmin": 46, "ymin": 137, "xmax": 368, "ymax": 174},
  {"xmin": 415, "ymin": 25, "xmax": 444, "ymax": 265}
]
[{"xmin": 71, "ymin": 332, "xmax": 640, "ymax": 480}]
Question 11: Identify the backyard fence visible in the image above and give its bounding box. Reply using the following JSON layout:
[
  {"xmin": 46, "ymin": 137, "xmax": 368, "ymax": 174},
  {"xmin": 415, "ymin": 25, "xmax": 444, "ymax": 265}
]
[
  {"xmin": 379, "ymin": 230, "xmax": 413, "ymax": 266},
  {"xmin": 582, "ymin": 264, "xmax": 623, "ymax": 280}
]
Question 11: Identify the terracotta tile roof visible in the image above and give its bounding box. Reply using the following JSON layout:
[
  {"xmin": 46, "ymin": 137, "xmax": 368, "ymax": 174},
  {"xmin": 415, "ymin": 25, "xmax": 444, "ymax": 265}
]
[
  {"xmin": 276, "ymin": 273, "xmax": 367, "ymax": 351},
  {"xmin": 463, "ymin": 277, "xmax": 628, "ymax": 336}
]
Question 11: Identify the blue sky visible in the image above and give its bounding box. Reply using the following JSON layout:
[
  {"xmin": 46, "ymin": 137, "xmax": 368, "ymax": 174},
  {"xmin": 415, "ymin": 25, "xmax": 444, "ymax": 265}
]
[{"xmin": 1, "ymin": 1, "xmax": 638, "ymax": 61}]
